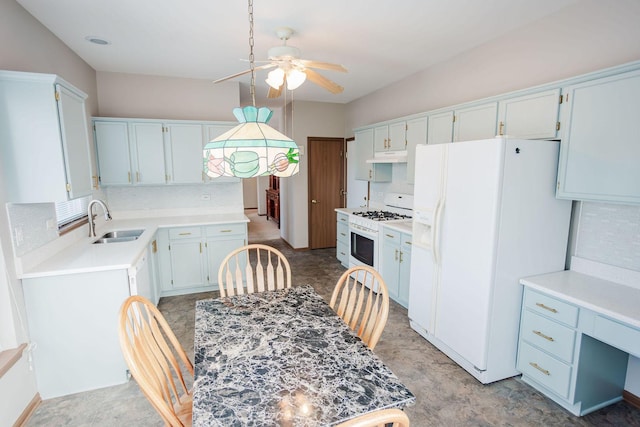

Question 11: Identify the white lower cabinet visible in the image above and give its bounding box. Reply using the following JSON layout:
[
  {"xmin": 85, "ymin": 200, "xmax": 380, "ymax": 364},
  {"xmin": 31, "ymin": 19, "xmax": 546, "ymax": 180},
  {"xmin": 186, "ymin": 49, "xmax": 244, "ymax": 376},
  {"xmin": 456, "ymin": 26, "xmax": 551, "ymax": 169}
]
[
  {"xmin": 205, "ymin": 223, "xmax": 247, "ymax": 287},
  {"xmin": 380, "ymin": 226, "xmax": 412, "ymax": 308},
  {"xmin": 336, "ymin": 212, "xmax": 349, "ymax": 267},
  {"xmin": 22, "ymin": 269, "xmax": 132, "ymax": 399},
  {"xmin": 517, "ymin": 287, "xmax": 629, "ymax": 416},
  {"xmin": 158, "ymin": 223, "xmax": 247, "ymax": 296}
]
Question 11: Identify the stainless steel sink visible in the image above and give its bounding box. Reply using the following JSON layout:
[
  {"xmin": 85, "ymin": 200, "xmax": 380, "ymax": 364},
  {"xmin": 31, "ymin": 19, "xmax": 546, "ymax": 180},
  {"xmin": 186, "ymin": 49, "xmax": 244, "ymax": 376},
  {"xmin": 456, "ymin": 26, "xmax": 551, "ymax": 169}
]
[{"xmin": 92, "ymin": 229, "xmax": 144, "ymax": 244}]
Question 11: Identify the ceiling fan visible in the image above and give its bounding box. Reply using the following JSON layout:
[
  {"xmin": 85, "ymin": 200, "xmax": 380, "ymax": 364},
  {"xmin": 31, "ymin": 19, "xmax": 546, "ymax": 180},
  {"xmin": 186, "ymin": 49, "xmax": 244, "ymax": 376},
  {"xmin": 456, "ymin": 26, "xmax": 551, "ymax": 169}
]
[{"xmin": 213, "ymin": 27, "xmax": 347, "ymax": 99}]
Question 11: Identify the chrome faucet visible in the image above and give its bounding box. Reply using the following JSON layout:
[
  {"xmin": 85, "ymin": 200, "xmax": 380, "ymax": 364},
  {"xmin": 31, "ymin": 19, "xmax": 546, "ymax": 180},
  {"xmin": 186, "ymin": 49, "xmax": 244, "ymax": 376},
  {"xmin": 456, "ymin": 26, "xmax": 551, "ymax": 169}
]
[{"xmin": 88, "ymin": 199, "xmax": 112, "ymax": 237}]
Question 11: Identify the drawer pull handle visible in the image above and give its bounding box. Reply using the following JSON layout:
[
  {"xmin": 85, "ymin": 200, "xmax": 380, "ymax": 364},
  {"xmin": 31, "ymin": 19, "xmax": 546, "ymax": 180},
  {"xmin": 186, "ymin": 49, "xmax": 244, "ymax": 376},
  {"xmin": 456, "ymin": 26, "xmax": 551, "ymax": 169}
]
[
  {"xmin": 385, "ymin": 233, "xmax": 395, "ymax": 238},
  {"xmin": 529, "ymin": 362, "xmax": 550, "ymax": 376},
  {"xmin": 535, "ymin": 302, "xmax": 558, "ymax": 313},
  {"xmin": 220, "ymin": 229, "xmax": 232, "ymax": 233},
  {"xmin": 533, "ymin": 330, "xmax": 554, "ymax": 342},
  {"xmin": 340, "ymin": 233, "xmax": 346, "ymax": 236},
  {"xmin": 178, "ymin": 232, "xmax": 192, "ymax": 236}
]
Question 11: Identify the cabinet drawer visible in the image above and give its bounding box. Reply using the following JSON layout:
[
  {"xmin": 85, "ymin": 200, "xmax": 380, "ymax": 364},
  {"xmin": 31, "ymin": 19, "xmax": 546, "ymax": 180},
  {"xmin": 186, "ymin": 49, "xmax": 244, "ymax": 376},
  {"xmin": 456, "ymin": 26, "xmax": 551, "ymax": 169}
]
[
  {"xmin": 593, "ymin": 315, "xmax": 640, "ymax": 358},
  {"xmin": 337, "ymin": 241, "xmax": 349, "ymax": 266},
  {"xmin": 169, "ymin": 227, "xmax": 202, "ymax": 240},
  {"xmin": 518, "ymin": 341, "xmax": 572, "ymax": 399},
  {"xmin": 337, "ymin": 212, "xmax": 349, "ymax": 225},
  {"xmin": 521, "ymin": 310, "xmax": 576, "ymax": 363},
  {"xmin": 337, "ymin": 222, "xmax": 349, "ymax": 243},
  {"xmin": 524, "ymin": 289, "xmax": 578, "ymax": 327},
  {"xmin": 382, "ymin": 229, "xmax": 401, "ymax": 245},
  {"xmin": 206, "ymin": 223, "xmax": 246, "ymax": 237}
]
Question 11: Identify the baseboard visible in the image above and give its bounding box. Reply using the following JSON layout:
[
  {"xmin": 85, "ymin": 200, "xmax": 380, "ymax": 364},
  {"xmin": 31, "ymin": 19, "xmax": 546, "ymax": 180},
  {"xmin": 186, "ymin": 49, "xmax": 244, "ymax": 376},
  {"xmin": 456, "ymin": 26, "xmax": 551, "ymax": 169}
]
[
  {"xmin": 14, "ymin": 392, "xmax": 41, "ymax": 427},
  {"xmin": 623, "ymin": 390, "xmax": 640, "ymax": 410}
]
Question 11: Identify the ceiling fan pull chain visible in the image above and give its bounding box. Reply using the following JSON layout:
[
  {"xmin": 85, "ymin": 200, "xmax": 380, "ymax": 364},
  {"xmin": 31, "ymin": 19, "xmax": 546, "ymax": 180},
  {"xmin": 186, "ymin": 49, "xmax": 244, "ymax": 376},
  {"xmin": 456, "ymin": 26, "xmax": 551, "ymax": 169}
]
[{"xmin": 248, "ymin": 0, "xmax": 256, "ymax": 107}]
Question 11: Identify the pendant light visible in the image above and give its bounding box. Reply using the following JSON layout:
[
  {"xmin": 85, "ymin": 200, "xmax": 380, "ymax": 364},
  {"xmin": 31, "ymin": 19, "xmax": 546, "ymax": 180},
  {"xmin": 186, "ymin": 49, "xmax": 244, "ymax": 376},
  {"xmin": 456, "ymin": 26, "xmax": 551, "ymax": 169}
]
[{"xmin": 203, "ymin": 0, "xmax": 300, "ymax": 178}]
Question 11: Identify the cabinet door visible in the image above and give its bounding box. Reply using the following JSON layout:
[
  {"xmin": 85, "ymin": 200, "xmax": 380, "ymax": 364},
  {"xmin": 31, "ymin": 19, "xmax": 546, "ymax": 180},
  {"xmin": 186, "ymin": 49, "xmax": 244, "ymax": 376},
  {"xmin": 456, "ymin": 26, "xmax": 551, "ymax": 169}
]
[
  {"xmin": 381, "ymin": 228, "xmax": 401, "ymax": 300},
  {"xmin": 57, "ymin": 84, "xmax": 93, "ymax": 199},
  {"xmin": 388, "ymin": 121, "xmax": 407, "ymax": 151},
  {"xmin": 354, "ymin": 129, "xmax": 374, "ymax": 180},
  {"xmin": 94, "ymin": 121, "xmax": 132, "ymax": 185},
  {"xmin": 397, "ymin": 234, "xmax": 412, "ymax": 308},
  {"xmin": 557, "ymin": 69, "xmax": 640, "ymax": 204},
  {"xmin": 427, "ymin": 111, "xmax": 454, "ymax": 144},
  {"xmin": 169, "ymin": 239, "xmax": 207, "ymax": 288},
  {"xmin": 206, "ymin": 236, "xmax": 246, "ymax": 287},
  {"xmin": 373, "ymin": 125, "xmax": 389, "ymax": 152},
  {"xmin": 130, "ymin": 122, "xmax": 166, "ymax": 184},
  {"xmin": 406, "ymin": 116, "xmax": 428, "ymax": 184},
  {"xmin": 453, "ymin": 102, "xmax": 498, "ymax": 142},
  {"xmin": 497, "ymin": 89, "xmax": 561, "ymax": 139},
  {"xmin": 166, "ymin": 123, "xmax": 204, "ymax": 184}
]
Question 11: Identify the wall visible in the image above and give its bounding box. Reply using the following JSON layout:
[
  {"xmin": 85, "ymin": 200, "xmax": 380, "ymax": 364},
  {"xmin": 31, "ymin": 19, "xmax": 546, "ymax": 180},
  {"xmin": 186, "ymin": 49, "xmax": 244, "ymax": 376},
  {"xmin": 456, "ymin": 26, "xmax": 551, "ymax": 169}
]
[
  {"xmin": 344, "ymin": 0, "xmax": 640, "ymax": 133},
  {"xmin": 96, "ymin": 71, "xmax": 239, "ymax": 121},
  {"xmin": 0, "ymin": 0, "xmax": 99, "ymax": 422},
  {"xmin": 281, "ymin": 101, "xmax": 346, "ymax": 249}
]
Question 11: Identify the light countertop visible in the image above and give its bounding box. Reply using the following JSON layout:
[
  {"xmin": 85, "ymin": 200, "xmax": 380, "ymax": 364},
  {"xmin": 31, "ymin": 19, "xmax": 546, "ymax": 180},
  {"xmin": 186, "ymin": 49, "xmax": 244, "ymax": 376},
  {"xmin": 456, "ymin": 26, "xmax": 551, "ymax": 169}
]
[
  {"xmin": 21, "ymin": 213, "xmax": 249, "ymax": 279},
  {"xmin": 520, "ymin": 269, "xmax": 640, "ymax": 330},
  {"xmin": 382, "ymin": 220, "xmax": 413, "ymax": 235}
]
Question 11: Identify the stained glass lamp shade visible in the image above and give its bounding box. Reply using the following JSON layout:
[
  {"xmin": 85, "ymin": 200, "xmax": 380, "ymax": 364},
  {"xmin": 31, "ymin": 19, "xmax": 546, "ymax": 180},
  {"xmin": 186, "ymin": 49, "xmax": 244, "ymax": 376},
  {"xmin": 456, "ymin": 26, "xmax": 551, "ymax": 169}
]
[{"xmin": 203, "ymin": 106, "xmax": 300, "ymax": 178}]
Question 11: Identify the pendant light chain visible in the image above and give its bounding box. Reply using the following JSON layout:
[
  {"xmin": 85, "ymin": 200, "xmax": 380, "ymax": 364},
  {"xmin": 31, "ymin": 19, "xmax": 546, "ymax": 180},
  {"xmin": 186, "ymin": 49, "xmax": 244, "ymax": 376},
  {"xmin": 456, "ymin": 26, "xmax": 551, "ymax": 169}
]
[{"xmin": 248, "ymin": 0, "xmax": 256, "ymax": 107}]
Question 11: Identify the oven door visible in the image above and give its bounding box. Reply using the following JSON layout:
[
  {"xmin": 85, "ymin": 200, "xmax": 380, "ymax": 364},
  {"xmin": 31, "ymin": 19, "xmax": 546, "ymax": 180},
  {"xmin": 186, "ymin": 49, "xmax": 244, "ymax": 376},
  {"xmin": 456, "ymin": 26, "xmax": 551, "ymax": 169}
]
[{"xmin": 350, "ymin": 230, "xmax": 376, "ymax": 268}]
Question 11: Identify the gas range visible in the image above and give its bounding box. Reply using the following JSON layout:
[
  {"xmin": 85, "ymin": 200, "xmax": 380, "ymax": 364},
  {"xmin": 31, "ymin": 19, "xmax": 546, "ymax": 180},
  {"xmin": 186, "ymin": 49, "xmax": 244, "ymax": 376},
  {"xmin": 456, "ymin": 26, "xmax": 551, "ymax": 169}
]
[{"xmin": 348, "ymin": 193, "xmax": 413, "ymax": 233}]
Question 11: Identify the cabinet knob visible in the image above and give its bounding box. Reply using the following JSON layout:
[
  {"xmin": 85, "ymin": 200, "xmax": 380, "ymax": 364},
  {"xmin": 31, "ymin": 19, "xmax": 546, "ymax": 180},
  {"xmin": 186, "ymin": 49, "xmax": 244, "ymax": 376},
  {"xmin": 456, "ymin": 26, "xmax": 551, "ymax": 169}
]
[{"xmin": 311, "ymin": 199, "xmax": 318, "ymax": 204}]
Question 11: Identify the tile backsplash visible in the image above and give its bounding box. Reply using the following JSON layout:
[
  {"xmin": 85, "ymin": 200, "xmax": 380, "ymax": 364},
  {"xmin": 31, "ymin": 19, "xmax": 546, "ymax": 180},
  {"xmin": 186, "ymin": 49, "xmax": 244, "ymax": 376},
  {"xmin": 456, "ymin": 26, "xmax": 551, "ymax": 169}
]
[{"xmin": 576, "ymin": 202, "xmax": 640, "ymax": 271}]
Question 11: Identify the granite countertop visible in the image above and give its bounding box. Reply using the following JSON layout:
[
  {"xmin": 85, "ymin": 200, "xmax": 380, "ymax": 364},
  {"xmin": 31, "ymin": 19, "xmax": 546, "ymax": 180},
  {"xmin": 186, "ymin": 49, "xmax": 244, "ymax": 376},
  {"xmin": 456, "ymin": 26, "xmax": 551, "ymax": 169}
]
[
  {"xmin": 20, "ymin": 212, "xmax": 249, "ymax": 279},
  {"xmin": 193, "ymin": 285, "xmax": 415, "ymax": 427}
]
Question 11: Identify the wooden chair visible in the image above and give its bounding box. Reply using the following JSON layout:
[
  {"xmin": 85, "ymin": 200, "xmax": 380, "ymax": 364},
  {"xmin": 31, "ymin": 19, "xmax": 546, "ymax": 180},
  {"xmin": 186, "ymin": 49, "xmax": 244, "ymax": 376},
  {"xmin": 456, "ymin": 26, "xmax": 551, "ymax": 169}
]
[
  {"xmin": 217, "ymin": 243, "xmax": 292, "ymax": 297},
  {"xmin": 329, "ymin": 266, "xmax": 390, "ymax": 350},
  {"xmin": 118, "ymin": 295, "xmax": 194, "ymax": 427},
  {"xmin": 336, "ymin": 408, "xmax": 410, "ymax": 427}
]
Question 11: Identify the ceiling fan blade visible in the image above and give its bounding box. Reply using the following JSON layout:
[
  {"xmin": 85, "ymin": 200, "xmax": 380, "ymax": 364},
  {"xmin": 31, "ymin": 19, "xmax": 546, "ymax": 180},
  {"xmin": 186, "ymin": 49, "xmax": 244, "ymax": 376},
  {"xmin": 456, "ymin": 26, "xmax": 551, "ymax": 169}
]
[
  {"xmin": 304, "ymin": 68, "xmax": 344, "ymax": 94},
  {"xmin": 267, "ymin": 84, "xmax": 283, "ymax": 99},
  {"xmin": 213, "ymin": 64, "xmax": 276, "ymax": 84},
  {"xmin": 297, "ymin": 59, "xmax": 347, "ymax": 73}
]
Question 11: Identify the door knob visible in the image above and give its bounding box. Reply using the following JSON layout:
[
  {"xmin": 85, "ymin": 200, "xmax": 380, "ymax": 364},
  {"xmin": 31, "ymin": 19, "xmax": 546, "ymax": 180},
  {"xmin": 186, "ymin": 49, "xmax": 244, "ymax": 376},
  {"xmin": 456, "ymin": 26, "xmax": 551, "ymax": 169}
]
[{"xmin": 311, "ymin": 199, "xmax": 318, "ymax": 204}]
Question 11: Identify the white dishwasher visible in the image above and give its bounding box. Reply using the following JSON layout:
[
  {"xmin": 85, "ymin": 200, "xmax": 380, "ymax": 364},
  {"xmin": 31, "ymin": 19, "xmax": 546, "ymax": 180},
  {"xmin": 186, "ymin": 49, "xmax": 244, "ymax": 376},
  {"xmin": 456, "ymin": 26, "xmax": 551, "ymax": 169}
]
[{"xmin": 128, "ymin": 247, "xmax": 153, "ymax": 303}]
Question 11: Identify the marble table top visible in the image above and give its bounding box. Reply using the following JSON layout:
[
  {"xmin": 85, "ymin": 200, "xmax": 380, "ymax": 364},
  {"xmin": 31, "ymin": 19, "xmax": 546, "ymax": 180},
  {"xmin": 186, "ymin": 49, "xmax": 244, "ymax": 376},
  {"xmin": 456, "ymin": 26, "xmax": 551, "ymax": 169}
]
[{"xmin": 193, "ymin": 285, "xmax": 415, "ymax": 426}]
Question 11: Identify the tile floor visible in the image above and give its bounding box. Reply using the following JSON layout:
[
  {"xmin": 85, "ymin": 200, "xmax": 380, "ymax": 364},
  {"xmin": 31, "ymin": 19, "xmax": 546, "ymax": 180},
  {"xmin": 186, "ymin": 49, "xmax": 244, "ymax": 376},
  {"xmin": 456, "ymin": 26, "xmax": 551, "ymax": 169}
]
[{"xmin": 25, "ymin": 212, "xmax": 640, "ymax": 426}]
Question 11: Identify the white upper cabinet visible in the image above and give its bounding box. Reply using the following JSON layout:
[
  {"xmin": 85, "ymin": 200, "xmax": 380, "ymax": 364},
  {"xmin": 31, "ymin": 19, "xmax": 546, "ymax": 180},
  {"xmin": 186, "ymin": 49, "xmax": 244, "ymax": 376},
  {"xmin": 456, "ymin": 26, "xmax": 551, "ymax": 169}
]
[
  {"xmin": 95, "ymin": 121, "xmax": 132, "ymax": 185},
  {"xmin": 130, "ymin": 122, "xmax": 167, "ymax": 185},
  {"xmin": 354, "ymin": 129, "xmax": 391, "ymax": 182},
  {"xmin": 94, "ymin": 118, "xmax": 236, "ymax": 186},
  {"xmin": 557, "ymin": 69, "xmax": 640, "ymax": 204},
  {"xmin": 453, "ymin": 102, "xmax": 498, "ymax": 142},
  {"xmin": 165, "ymin": 123, "xmax": 204, "ymax": 184},
  {"xmin": 427, "ymin": 111, "xmax": 454, "ymax": 144},
  {"xmin": 0, "ymin": 71, "xmax": 93, "ymax": 203},
  {"xmin": 406, "ymin": 116, "xmax": 428, "ymax": 184},
  {"xmin": 497, "ymin": 89, "xmax": 561, "ymax": 139},
  {"xmin": 374, "ymin": 122, "xmax": 407, "ymax": 152}
]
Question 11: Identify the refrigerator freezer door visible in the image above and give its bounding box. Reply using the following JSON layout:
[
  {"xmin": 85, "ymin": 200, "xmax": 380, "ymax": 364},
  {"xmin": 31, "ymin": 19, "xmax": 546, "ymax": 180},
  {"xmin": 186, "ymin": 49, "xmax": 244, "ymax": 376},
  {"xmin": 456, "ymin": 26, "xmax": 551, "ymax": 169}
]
[
  {"xmin": 434, "ymin": 138, "xmax": 504, "ymax": 371},
  {"xmin": 408, "ymin": 143, "xmax": 446, "ymax": 334}
]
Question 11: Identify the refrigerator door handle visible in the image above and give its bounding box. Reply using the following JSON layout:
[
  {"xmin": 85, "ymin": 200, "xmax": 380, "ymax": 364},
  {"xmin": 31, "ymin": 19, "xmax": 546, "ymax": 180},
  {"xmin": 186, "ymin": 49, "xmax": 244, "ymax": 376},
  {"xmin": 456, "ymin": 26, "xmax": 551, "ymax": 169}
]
[{"xmin": 432, "ymin": 198, "xmax": 443, "ymax": 265}]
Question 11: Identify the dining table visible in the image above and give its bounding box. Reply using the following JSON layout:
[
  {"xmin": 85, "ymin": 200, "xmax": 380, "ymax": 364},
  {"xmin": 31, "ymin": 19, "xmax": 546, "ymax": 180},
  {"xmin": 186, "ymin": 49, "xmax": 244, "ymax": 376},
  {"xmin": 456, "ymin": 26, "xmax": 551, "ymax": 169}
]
[{"xmin": 193, "ymin": 284, "xmax": 416, "ymax": 426}]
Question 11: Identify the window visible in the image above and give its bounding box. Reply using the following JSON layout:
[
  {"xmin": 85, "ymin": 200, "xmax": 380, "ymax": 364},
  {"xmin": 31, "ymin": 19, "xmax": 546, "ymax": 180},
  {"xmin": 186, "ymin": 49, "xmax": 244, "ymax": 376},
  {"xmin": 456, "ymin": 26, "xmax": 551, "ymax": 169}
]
[{"xmin": 55, "ymin": 195, "xmax": 91, "ymax": 230}]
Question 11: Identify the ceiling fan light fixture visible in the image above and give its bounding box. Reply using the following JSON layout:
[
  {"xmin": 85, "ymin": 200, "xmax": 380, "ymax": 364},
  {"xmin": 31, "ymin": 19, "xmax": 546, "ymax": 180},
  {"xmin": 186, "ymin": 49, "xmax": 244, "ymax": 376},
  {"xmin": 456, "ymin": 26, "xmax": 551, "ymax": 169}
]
[
  {"xmin": 266, "ymin": 68, "xmax": 285, "ymax": 89},
  {"xmin": 287, "ymin": 69, "xmax": 307, "ymax": 90}
]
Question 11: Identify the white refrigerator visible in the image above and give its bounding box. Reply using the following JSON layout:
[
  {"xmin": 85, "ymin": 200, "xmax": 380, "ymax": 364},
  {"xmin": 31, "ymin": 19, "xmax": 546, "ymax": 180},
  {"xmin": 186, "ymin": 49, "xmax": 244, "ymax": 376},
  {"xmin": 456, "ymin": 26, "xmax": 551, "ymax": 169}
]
[{"xmin": 408, "ymin": 138, "xmax": 571, "ymax": 384}]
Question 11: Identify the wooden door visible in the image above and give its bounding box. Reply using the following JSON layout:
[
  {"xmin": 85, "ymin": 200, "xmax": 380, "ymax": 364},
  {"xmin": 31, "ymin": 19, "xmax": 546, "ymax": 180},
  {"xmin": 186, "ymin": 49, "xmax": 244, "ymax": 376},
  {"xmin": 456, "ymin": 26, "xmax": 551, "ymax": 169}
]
[{"xmin": 308, "ymin": 137, "xmax": 345, "ymax": 249}]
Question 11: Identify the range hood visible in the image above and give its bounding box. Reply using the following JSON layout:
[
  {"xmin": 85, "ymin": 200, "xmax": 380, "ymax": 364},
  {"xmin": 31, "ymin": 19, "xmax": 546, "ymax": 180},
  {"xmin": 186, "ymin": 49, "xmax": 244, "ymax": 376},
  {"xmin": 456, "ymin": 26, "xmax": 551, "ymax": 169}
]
[{"xmin": 366, "ymin": 150, "xmax": 408, "ymax": 164}]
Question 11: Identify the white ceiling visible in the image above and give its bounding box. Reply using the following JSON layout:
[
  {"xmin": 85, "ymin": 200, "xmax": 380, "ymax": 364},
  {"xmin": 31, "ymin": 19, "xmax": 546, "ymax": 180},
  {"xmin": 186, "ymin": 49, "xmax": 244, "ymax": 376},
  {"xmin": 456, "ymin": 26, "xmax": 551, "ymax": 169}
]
[{"xmin": 17, "ymin": 0, "xmax": 578, "ymax": 106}]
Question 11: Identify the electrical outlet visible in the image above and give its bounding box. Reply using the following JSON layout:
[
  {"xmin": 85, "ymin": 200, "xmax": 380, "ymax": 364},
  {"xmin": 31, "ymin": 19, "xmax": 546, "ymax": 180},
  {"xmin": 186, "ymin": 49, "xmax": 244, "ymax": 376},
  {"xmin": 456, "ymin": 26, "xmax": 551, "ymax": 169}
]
[{"xmin": 200, "ymin": 193, "xmax": 211, "ymax": 201}]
